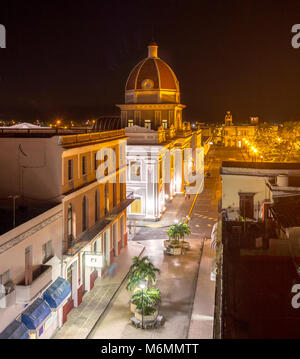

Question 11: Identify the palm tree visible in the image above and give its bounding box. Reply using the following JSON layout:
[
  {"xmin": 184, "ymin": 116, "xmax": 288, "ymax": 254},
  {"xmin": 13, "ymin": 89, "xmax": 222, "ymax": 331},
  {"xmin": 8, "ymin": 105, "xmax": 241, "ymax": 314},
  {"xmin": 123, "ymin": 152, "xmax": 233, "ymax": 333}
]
[
  {"xmin": 126, "ymin": 256, "xmax": 161, "ymax": 291},
  {"xmin": 167, "ymin": 222, "xmax": 191, "ymax": 254},
  {"xmin": 131, "ymin": 287, "xmax": 161, "ymax": 314}
]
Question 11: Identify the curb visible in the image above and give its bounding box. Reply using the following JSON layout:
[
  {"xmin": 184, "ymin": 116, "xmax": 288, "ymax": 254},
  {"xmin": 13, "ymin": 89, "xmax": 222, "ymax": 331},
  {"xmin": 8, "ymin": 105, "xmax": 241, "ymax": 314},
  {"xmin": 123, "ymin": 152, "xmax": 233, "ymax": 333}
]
[{"xmin": 85, "ymin": 242, "xmax": 145, "ymax": 339}]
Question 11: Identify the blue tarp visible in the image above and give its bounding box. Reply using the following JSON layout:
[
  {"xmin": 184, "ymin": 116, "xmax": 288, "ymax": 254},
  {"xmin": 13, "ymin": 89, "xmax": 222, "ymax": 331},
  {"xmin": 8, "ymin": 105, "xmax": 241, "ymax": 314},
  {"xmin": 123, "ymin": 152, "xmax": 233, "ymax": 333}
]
[
  {"xmin": 43, "ymin": 277, "xmax": 71, "ymax": 308},
  {"xmin": 21, "ymin": 297, "xmax": 51, "ymax": 330},
  {"xmin": 0, "ymin": 320, "xmax": 30, "ymax": 339}
]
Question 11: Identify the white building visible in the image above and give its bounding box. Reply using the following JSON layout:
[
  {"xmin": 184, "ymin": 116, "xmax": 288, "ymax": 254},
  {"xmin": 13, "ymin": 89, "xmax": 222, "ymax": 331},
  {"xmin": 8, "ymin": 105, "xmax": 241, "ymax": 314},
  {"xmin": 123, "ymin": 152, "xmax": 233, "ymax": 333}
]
[
  {"xmin": 221, "ymin": 161, "xmax": 300, "ymax": 221},
  {"xmin": 117, "ymin": 42, "xmax": 203, "ymax": 221},
  {"xmin": 0, "ymin": 126, "xmax": 131, "ymax": 338}
]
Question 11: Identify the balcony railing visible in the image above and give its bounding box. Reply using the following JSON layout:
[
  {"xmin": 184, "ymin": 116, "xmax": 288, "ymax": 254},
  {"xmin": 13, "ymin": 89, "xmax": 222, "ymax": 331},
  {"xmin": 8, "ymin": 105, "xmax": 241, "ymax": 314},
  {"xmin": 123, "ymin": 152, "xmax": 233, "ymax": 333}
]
[
  {"xmin": 58, "ymin": 129, "xmax": 126, "ymax": 147},
  {"xmin": 15, "ymin": 265, "xmax": 52, "ymax": 304}
]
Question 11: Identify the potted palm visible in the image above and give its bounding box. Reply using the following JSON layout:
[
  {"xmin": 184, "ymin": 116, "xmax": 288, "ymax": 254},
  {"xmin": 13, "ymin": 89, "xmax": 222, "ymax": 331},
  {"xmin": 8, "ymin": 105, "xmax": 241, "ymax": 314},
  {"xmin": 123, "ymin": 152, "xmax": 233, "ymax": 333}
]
[
  {"xmin": 127, "ymin": 256, "xmax": 160, "ymax": 291},
  {"xmin": 165, "ymin": 223, "xmax": 191, "ymax": 255},
  {"xmin": 132, "ymin": 287, "xmax": 160, "ymax": 323},
  {"xmin": 178, "ymin": 222, "xmax": 191, "ymax": 252},
  {"xmin": 127, "ymin": 256, "xmax": 160, "ymax": 312}
]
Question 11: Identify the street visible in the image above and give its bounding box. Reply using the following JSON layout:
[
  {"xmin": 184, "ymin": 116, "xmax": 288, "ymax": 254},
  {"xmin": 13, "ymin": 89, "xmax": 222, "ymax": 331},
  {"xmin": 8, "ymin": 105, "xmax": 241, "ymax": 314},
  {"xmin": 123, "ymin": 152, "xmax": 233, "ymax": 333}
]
[{"xmin": 87, "ymin": 145, "xmax": 246, "ymax": 339}]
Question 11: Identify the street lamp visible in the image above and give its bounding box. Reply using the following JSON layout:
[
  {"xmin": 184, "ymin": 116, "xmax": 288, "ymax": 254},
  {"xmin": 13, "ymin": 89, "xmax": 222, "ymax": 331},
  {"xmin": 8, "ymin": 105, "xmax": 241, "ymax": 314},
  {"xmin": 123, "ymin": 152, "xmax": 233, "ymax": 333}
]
[
  {"xmin": 140, "ymin": 283, "xmax": 146, "ymax": 329},
  {"xmin": 8, "ymin": 195, "xmax": 20, "ymax": 228}
]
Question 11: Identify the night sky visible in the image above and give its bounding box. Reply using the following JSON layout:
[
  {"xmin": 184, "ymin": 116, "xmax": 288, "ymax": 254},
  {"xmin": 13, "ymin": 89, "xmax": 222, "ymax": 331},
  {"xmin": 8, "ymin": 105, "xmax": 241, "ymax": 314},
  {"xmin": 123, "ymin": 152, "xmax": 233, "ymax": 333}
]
[{"xmin": 1, "ymin": 0, "xmax": 300, "ymax": 124}]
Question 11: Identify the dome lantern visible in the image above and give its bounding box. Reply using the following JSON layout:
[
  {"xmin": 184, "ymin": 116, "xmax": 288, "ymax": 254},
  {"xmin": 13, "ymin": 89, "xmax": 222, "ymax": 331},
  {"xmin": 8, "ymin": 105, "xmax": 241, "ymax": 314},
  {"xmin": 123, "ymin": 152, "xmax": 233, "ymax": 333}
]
[{"xmin": 148, "ymin": 41, "xmax": 158, "ymax": 58}]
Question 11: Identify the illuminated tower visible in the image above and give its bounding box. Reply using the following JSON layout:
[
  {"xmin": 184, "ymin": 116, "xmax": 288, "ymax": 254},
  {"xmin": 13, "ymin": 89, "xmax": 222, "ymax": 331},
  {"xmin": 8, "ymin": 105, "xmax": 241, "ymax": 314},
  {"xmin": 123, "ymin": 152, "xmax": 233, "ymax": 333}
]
[
  {"xmin": 225, "ymin": 111, "xmax": 233, "ymax": 126},
  {"xmin": 117, "ymin": 42, "xmax": 185, "ymax": 131}
]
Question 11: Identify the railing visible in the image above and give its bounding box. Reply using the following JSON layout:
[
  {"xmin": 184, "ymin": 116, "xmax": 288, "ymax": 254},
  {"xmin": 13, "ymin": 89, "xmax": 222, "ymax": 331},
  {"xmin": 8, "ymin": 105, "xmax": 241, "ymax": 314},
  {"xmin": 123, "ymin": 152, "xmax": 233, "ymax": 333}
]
[
  {"xmin": 58, "ymin": 129, "xmax": 126, "ymax": 146},
  {"xmin": 15, "ymin": 265, "xmax": 52, "ymax": 304}
]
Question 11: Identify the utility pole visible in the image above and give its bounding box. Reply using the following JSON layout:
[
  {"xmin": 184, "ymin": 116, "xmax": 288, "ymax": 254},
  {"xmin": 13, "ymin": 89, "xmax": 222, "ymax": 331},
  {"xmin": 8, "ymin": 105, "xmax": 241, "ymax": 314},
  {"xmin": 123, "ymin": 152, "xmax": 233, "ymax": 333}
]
[{"xmin": 8, "ymin": 195, "xmax": 20, "ymax": 228}]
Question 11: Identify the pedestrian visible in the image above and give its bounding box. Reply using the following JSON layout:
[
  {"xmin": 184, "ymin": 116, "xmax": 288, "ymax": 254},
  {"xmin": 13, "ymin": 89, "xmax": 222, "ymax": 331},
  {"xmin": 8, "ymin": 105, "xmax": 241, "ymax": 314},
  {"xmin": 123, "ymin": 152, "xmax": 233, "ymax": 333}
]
[
  {"xmin": 184, "ymin": 185, "xmax": 187, "ymax": 200},
  {"xmin": 108, "ymin": 262, "xmax": 117, "ymax": 278}
]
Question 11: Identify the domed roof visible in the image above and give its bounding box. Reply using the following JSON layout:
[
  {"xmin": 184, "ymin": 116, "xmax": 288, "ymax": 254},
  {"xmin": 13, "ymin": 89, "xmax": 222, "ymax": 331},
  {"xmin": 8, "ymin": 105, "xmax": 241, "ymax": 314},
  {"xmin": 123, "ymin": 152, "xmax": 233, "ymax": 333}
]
[{"xmin": 125, "ymin": 43, "xmax": 179, "ymax": 92}]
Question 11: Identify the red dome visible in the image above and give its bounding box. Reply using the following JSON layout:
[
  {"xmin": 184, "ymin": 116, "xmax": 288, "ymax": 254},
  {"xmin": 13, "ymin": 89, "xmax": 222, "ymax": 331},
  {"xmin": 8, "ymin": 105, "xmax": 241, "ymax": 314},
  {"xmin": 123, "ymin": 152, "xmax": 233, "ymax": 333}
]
[{"xmin": 125, "ymin": 57, "xmax": 179, "ymax": 92}]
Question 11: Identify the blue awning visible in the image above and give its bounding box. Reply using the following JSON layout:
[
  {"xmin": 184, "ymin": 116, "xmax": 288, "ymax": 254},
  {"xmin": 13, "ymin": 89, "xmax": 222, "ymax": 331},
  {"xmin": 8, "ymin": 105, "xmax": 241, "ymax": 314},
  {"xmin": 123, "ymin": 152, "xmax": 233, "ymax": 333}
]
[
  {"xmin": 0, "ymin": 320, "xmax": 29, "ymax": 339},
  {"xmin": 21, "ymin": 297, "xmax": 51, "ymax": 330},
  {"xmin": 43, "ymin": 277, "xmax": 71, "ymax": 308}
]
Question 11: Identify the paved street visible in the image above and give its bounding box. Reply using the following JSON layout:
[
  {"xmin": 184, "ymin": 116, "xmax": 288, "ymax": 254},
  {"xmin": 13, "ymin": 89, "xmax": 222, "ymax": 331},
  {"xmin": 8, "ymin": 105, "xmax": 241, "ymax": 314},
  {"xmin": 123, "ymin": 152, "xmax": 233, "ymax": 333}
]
[
  {"xmin": 88, "ymin": 145, "xmax": 246, "ymax": 339},
  {"xmin": 54, "ymin": 145, "xmax": 246, "ymax": 339}
]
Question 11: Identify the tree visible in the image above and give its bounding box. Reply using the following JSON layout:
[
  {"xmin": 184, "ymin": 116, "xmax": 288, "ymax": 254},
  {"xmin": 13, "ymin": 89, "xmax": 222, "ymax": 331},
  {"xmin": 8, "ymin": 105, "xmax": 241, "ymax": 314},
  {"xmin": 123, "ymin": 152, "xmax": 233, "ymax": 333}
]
[
  {"xmin": 167, "ymin": 222, "xmax": 191, "ymax": 254},
  {"xmin": 126, "ymin": 256, "xmax": 161, "ymax": 291},
  {"xmin": 131, "ymin": 287, "xmax": 161, "ymax": 315}
]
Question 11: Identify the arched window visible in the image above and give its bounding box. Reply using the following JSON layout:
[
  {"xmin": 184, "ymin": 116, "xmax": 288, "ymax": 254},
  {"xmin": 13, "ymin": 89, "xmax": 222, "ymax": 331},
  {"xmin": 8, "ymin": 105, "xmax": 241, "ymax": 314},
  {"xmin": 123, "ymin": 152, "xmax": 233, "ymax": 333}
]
[
  {"xmin": 95, "ymin": 189, "xmax": 99, "ymax": 221},
  {"xmin": 67, "ymin": 204, "xmax": 73, "ymax": 241},
  {"xmin": 82, "ymin": 196, "xmax": 88, "ymax": 232},
  {"xmin": 104, "ymin": 182, "xmax": 109, "ymax": 215}
]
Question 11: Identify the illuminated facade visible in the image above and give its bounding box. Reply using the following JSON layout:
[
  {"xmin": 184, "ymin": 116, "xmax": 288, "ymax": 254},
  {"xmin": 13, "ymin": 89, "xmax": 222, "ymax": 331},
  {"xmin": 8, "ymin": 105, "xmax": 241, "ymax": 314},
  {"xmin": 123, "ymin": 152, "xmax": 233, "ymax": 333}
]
[
  {"xmin": 0, "ymin": 127, "xmax": 130, "ymax": 338},
  {"xmin": 222, "ymin": 111, "xmax": 257, "ymax": 147},
  {"xmin": 117, "ymin": 42, "xmax": 203, "ymax": 221}
]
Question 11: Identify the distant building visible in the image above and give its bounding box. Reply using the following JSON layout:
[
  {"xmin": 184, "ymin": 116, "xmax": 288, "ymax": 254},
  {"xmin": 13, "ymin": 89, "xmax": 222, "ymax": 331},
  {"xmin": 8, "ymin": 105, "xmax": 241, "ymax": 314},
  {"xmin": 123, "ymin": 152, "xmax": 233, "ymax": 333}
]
[
  {"xmin": 221, "ymin": 161, "xmax": 300, "ymax": 221},
  {"xmin": 222, "ymin": 112, "xmax": 257, "ymax": 147}
]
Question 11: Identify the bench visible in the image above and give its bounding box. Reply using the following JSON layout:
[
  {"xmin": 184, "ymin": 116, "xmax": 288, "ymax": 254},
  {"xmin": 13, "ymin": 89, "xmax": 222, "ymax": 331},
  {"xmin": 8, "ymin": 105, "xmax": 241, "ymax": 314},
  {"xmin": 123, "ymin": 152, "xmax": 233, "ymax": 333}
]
[
  {"xmin": 130, "ymin": 316, "xmax": 140, "ymax": 328},
  {"xmin": 155, "ymin": 314, "xmax": 164, "ymax": 327}
]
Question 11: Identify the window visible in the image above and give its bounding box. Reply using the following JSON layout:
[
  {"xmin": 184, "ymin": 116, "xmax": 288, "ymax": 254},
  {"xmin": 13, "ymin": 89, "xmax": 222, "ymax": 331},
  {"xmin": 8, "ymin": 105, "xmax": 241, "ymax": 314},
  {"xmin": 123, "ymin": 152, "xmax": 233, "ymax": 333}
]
[
  {"xmin": 82, "ymin": 196, "xmax": 88, "ymax": 231},
  {"xmin": 130, "ymin": 161, "xmax": 141, "ymax": 181},
  {"xmin": 42, "ymin": 240, "xmax": 53, "ymax": 264},
  {"xmin": 104, "ymin": 182, "xmax": 109, "ymax": 215},
  {"xmin": 82, "ymin": 156, "xmax": 87, "ymax": 175},
  {"xmin": 134, "ymin": 111, "xmax": 141, "ymax": 124},
  {"xmin": 145, "ymin": 120, "xmax": 151, "ymax": 130},
  {"xmin": 113, "ymin": 183, "xmax": 117, "ymax": 208},
  {"xmin": 68, "ymin": 159, "xmax": 73, "ymax": 181},
  {"xmin": 162, "ymin": 119, "xmax": 168, "ymax": 129},
  {"xmin": 0, "ymin": 270, "xmax": 10, "ymax": 285},
  {"xmin": 128, "ymin": 120, "xmax": 133, "ymax": 127},
  {"xmin": 239, "ymin": 193, "xmax": 254, "ymax": 219},
  {"xmin": 119, "ymin": 143, "xmax": 125, "ymax": 166},
  {"xmin": 159, "ymin": 161, "xmax": 162, "ymax": 179},
  {"xmin": 67, "ymin": 204, "xmax": 73, "ymax": 241},
  {"xmin": 94, "ymin": 153, "xmax": 97, "ymax": 171},
  {"xmin": 104, "ymin": 153, "xmax": 108, "ymax": 176},
  {"xmin": 0, "ymin": 270, "xmax": 12, "ymax": 298},
  {"xmin": 25, "ymin": 246, "xmax": 32, "ymax": 286},
  {"xmin": 95, "ymin": 190, "xmax": 99, "ymax": 221},
  {"xmin": 131, "ymin": 198, "xmax": 142, "ymax": 214}
]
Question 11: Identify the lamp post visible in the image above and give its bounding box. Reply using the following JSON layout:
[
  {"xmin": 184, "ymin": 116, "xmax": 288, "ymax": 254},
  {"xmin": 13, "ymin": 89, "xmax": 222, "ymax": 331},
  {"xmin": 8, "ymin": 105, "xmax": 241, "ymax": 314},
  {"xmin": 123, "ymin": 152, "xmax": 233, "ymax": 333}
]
[
  {"xmin": 8, "ymin": 195, "xmax": 20, "ymax": 228},
  {"xmin": 140, "ymin": 283, "xmax": 146, "ymax": 329}
]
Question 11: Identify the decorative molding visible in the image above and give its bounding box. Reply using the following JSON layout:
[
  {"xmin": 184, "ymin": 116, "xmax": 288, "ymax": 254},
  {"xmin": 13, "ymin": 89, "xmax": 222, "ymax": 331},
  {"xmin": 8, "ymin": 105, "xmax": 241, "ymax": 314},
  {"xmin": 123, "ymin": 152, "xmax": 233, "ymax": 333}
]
[{"xmin": 0, "ymin": 211, "xmax": 62, "ymax": 255}]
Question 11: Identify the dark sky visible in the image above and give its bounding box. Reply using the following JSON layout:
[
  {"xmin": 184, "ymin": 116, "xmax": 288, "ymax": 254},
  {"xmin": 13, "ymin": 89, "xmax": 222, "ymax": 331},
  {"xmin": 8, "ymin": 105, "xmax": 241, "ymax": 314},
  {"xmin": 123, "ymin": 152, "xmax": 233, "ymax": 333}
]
[{"xmin": 1, "ymin": 0, "xmax": 300, "ymax": 124}]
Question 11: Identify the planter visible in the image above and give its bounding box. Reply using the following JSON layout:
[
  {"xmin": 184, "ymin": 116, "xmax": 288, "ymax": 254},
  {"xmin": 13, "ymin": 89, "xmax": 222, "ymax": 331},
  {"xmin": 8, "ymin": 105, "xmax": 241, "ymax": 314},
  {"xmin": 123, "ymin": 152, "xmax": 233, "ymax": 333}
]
[
  {"xmin": 135, "ymin": 308, "xmax": 158, "ymax": 323},
  {"xmin": 130, "ymin": 302, "xmax": 137, "ymax": 313},
  {"xmin": 182, "ymin": 242, "xmax": 190, "ymax": 249},
  {"xmin": 167, "ymin": 246, "xmax": 182, "ymax": 256},
  {"xmin": 164, "ymin": 240, "xmax": 170, "ymax": 248}
]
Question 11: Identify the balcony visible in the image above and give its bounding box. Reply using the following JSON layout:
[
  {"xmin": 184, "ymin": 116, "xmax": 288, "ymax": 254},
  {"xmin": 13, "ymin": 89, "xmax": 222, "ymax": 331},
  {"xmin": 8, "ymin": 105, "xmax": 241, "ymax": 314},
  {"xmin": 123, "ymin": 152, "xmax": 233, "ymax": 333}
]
[
  {"xmin": 15, "ymin": 265, "xmax": 52, "ymax": 304},
  {"xmin": 0, "ymin": 283, "xmax": 16, "ymax": 308}
]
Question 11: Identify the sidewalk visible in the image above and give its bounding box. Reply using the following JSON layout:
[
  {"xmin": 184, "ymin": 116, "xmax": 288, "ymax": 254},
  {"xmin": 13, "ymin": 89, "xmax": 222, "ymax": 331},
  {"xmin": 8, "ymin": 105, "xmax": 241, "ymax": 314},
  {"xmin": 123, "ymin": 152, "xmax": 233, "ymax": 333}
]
[
  {"xmin": 130, "ymin": 193, "xmax": 195, "ymax": 229},
  {"xmin": 187, "ymin": 241, "xmax": 216, "ymax": 338},
  {"xmin": 53, "ymin": 241, "xmax": 144, "ymax": 339}
]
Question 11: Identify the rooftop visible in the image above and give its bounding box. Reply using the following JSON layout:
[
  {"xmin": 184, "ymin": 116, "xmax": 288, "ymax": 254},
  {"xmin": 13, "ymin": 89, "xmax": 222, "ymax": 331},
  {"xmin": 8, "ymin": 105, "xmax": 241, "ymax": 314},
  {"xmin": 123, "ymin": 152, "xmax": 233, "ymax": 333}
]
[{"xmin": 222, "ymin": 161, "xmax": 300, "ymax": 170}]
